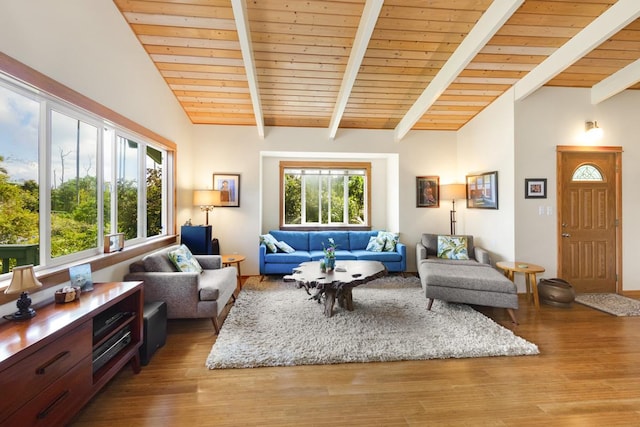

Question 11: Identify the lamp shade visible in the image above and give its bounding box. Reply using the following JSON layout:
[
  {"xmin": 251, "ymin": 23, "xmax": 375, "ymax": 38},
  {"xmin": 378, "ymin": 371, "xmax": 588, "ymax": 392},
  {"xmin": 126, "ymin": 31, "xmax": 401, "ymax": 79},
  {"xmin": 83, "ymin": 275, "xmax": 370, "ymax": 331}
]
[
  {"xmin": 5, "ymin": 264, "xmax": 42, "ymax": 295},
  {"xmin": 193, "ymin": 190, "xmax": 221, "ymax": 207},
  {"xmin": 440, "ymin": 184, "xmax": 466, "ymax": 201}
]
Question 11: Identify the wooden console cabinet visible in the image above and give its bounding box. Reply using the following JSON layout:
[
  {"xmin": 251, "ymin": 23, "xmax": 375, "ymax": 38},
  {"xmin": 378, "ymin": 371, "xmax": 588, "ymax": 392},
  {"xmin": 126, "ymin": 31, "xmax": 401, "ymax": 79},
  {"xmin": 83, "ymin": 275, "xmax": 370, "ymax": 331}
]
[{"xmin": 0, "ymin": 281, "xmax": 143, "ymax": 426}]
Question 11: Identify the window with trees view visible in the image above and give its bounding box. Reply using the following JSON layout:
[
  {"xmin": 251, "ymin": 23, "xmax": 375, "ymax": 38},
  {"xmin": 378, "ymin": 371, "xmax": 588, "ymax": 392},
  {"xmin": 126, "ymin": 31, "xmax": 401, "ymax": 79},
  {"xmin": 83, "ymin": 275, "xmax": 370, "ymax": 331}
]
[
  {"xmin": 281, "ymin": 161, "xmax": 370, "ymax": 227},
  {"xmin": 0, "ymin": 73, "xmax": 170, "ymax": 275}
]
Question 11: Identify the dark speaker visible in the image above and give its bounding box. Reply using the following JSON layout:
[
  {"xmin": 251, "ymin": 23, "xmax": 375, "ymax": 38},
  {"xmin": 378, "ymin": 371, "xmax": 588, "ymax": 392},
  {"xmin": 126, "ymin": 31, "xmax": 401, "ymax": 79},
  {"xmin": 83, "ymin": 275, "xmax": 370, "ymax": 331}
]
[
  {"xmin": 140, "ymin": 301, "xmax": 167, "ymax": 366},
  {"xmin": 212, "ymin": 237, "xmax": 220, "ymax": 255}
]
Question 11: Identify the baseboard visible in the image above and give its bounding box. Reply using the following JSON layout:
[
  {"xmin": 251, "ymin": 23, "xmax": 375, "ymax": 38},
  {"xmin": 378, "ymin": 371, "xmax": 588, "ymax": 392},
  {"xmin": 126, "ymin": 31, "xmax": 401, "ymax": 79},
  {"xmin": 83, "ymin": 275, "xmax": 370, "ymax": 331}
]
[{"xmin": 622, "ymin": 290, "xmax": 640, "ymax": 298}]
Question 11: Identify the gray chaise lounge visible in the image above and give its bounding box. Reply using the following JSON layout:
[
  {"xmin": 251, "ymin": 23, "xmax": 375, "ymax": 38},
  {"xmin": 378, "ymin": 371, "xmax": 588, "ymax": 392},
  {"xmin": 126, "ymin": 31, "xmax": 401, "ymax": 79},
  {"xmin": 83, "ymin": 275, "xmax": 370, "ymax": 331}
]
[{"xmin": 416, "ymin": 233, "xmax": 518, "ymax": 324}]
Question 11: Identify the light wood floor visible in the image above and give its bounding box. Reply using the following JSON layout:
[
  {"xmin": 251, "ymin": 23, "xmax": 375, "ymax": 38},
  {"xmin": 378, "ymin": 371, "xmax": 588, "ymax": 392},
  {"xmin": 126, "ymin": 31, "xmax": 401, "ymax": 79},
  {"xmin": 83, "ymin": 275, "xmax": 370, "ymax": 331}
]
[{"xmin": 72, "ymin": 277, "xmax": 640, "ymax": 426}]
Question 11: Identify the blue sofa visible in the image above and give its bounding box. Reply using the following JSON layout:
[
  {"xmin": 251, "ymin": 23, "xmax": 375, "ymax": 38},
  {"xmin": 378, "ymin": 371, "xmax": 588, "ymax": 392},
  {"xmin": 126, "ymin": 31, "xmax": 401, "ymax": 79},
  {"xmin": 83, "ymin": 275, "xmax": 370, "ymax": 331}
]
[{"xmin": 259, "ymin": 230, "xmax": 406, "ymax": 275}]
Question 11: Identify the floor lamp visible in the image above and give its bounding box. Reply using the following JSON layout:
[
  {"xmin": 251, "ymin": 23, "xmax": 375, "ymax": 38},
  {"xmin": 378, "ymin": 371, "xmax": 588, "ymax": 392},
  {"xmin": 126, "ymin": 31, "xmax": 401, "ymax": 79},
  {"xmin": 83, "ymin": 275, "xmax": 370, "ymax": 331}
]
[{"xmin": 440, "ymin": 184, "xmax": 466, "ymax": 235}]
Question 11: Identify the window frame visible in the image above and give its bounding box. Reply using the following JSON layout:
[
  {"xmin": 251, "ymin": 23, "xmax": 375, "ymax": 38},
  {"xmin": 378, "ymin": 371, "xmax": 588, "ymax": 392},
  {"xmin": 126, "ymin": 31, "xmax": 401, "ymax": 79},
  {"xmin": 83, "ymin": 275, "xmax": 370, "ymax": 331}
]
[
  {"xmin": 0, "ymin": 53, "xmax": 177, "ymax": 299},
  {"xmin": 279, "ymin": 161, "xmax": 371, "ymax": 230}
]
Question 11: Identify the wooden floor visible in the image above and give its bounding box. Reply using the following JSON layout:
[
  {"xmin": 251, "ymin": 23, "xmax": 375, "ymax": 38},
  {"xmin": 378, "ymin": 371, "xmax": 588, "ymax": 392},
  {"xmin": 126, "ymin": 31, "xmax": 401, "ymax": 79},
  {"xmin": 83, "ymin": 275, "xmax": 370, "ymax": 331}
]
[{"xmin": 72, "ymin": 277, "xmax": 640, "ymax": 426}]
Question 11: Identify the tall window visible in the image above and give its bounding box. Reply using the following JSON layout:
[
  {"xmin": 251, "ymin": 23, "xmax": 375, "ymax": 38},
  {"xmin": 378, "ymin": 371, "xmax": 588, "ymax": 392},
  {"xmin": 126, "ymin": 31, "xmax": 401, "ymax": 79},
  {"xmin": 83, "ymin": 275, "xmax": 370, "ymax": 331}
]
[
  {"xmin": 281, "ymin": 161, "xmax": 370, "ymax": 227},
  {"xmin": 0, "ymin": 72, "xmax": 172, "ymax": 275}
]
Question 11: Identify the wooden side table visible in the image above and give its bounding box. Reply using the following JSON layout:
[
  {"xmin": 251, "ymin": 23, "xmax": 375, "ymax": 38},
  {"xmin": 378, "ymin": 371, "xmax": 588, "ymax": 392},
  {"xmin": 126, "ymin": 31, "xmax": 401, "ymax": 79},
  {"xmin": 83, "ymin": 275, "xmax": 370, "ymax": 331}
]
[
  {"xmin": 221, "ymin": 254, "xmax": 246, "ymax": 290},
  {"xmin": 496, "ymin": 261, "xmax": 545, "ymax": 309}
]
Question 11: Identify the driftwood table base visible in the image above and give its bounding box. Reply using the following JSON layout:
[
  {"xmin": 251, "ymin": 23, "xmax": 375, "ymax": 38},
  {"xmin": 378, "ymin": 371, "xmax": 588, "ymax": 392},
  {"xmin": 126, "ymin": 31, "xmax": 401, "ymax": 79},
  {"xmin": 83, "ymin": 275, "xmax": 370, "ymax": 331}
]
[{"xmin": 284, "ymin": 260, "xmax": 387, "ymax": 317}]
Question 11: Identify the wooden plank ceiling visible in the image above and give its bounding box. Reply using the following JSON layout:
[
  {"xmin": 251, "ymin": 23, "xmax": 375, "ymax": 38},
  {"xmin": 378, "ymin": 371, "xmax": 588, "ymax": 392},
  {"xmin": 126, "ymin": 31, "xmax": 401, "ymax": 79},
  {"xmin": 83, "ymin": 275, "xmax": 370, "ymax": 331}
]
[{"xmin": 113, "ymin": 0, "xmax": 640, "ymax": 135}]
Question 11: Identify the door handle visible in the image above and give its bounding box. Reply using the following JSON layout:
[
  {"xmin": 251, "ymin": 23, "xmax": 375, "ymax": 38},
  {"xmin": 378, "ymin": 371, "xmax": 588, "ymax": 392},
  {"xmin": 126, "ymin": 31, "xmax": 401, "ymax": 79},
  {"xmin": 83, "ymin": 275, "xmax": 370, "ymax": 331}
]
[{"xmin": 562, "ymin": 233, "xmax": 571, "ymax": 237}]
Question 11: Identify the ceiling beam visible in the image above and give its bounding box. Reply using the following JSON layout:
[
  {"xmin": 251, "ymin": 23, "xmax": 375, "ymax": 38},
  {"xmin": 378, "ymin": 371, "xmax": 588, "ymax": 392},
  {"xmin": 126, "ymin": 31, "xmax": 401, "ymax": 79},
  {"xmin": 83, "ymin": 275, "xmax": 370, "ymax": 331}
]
[
  {"xmin": 328, "ymin": 0, "xmax": 384, "ymax": 140},
  {"xmin": 231, "ymin": 0, "xmax": 264, "ymax": 138},
  {"xmin": 591, "ymin": 58, "xmax": 640, "ymax": 105},
  {"xmin": 515, "ymin": 0, "xmax": 640, "ymax": 102},
  {"xmin": 393, "ymin": 0, "xmax": 524, "ymax": 142}
]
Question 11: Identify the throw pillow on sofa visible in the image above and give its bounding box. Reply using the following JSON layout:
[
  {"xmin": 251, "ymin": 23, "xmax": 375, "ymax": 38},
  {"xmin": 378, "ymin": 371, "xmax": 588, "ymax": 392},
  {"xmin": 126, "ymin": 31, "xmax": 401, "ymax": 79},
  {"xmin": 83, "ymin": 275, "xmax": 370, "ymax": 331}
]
[
  {"xmin": 275, "ymin": 240, "xmax": 295, "ymax": 253},
  {"xmin": 259, "ymin": 233, "xmax": 278, "ymax": 253},
  {"xmin": 365, "ymin": 235, "xmax": 385, "ymax": 252},
  {"xmin": 437, "ymin": 235, "xmax": 470, "ymax": 260},
  {"xmin": 378, "ymin": 231, "xmax": 399, "ymax": 252},
  {"xmin": 168, "ymin": 244, "xmax": 203, "ymax": 273}
]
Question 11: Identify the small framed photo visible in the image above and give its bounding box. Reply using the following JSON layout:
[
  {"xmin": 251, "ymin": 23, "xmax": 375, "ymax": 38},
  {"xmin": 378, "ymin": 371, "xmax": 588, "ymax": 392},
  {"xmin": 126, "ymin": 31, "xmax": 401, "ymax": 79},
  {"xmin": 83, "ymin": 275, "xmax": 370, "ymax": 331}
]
[
  {"xmin": 525, "ymin": 178, "xmax": 547, "ymax": 199},
  {"xmin": 69, "ymin": 263, "xmax": 94, "ymax": 292},
  {"xmin": 416, "ymin": 176, "xmax": 439, "ymax": 207},
  {"xmin": 104, "ymin": 233, "xmax": 124, "ymax": 253},
  {"xmin": 466, "ymin": 171, "xmax": 498, "ymax": 209},
  {"xmin": 213, "ymin": 173, "xmax": 240, "ymax": 207}
]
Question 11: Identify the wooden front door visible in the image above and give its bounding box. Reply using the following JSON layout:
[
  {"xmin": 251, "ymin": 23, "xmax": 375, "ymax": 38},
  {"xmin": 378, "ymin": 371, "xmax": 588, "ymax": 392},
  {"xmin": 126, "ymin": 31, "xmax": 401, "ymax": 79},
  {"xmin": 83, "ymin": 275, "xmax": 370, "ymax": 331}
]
[{"xmin": 557, "ymin": 147, "xmax": 621, "ymax": 294}]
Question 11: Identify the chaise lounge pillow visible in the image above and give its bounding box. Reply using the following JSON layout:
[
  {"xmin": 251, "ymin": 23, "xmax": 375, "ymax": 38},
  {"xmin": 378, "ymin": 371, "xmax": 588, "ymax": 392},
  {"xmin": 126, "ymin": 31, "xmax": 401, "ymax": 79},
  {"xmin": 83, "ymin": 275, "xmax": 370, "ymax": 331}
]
[
  {"xmin": 259, "ymin": 233, "xmax": 278, "ymax": 253},
  {"xmin": 167, "ymin": 244, "xmax": 203, "ymax": 273},
  {"xmin": 437, "ymin": 235, "xmax": 470, "ymax": 260}
]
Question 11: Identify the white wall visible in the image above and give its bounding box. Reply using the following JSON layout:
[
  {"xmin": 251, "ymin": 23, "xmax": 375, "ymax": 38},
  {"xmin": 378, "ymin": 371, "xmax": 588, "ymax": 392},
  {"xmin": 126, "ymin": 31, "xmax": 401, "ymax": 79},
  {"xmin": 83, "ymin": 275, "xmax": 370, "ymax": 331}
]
[
  {"xmin": 457, "ymin": 89, "xmax": 517, "ymax": 273},
  {"xmin": 515, "ymin": 87, "xmax": 640, "ymax": 291},
  {"xmin": 190, "ymin": 125, "xmax": 459, "ymax": 274}
]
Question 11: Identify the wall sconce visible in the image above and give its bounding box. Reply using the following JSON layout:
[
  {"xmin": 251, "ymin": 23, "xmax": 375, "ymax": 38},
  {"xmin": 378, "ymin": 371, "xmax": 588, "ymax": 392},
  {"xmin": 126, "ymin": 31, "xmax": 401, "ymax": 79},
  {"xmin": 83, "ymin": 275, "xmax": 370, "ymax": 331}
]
[
  {"xmin": 193, "ymin": 190, "xmax": 221, "ymax": 225},
  {"xmin": 3, "ymin": 264, "xmax": 43, "ymax": 321},
  {"xmin": 585, "ymin": 121, "xmax": 603, "ymax": 141},
  {"xmin": 440, "ymin": 184, "xmax": 466, "ymax": 235}
]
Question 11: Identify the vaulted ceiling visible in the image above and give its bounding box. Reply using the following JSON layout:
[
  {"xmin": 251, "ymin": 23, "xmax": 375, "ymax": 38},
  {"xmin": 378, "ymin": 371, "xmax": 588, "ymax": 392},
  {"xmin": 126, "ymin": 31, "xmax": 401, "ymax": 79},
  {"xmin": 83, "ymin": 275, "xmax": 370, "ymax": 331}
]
[{"xmin": 113, "ymin": 0, "xmax": 640, "ymax": 140}]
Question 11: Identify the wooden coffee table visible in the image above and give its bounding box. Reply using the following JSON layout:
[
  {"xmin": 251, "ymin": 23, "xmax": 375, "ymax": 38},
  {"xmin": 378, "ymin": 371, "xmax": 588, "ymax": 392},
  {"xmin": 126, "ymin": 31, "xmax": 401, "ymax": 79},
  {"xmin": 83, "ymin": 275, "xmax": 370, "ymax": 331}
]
[{"xmin": 284, "ymin": 260, "xmax": 387, "ymax": 317}]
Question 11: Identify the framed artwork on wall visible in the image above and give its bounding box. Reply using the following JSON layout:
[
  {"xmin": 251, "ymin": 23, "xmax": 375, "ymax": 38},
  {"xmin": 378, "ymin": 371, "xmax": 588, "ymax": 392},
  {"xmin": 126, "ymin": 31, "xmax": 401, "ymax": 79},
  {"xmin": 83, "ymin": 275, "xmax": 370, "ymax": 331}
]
[
  {"xmin": 416, "ymin": 176, "xmax": 439, "ymax": 207},
  {"xmin": 525, "ymin": 178, "xmax": 547, "ymax": 199},
  {"xmin": 466, "ymin": 171, "xmax": 498, "ymax": 209},
  {"xmin": 104, "ymin": 233, "xmax": 124, "ymax": 253},
  {"xmin": 213, "ymin": 173, "xmax": 240, "ymax": 207}
]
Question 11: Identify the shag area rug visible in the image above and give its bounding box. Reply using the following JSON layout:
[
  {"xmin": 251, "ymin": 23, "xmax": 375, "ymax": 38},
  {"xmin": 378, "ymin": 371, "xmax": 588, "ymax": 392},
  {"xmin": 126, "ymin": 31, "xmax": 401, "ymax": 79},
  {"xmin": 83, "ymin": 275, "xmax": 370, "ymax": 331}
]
[
  {"xmin": 575, "ymin": 293, "xmax": 640, "ymax": 316},
  {"xmin": 206, "ymin": 276, "xmax": 538, "ymax": 369}
]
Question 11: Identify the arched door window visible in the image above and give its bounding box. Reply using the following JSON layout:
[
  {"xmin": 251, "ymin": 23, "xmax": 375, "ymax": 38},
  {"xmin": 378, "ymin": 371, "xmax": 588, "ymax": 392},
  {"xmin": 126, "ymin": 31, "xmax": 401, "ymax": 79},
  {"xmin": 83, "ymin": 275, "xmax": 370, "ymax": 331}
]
[{"xmin": 572, "ymin": 164, "xmax": 604, "ymax": 181}]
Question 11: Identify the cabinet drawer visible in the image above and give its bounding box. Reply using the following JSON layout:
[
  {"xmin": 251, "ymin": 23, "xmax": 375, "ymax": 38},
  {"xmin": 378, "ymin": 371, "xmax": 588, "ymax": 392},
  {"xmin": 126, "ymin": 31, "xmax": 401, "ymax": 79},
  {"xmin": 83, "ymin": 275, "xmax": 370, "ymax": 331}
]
[
  {"xmin": 0, "ymin": 321, "xmax": 91, "ymax": 421},
  {"xmin": 3, "ymin": 357, "xmax": 92, "ymax": 427}
]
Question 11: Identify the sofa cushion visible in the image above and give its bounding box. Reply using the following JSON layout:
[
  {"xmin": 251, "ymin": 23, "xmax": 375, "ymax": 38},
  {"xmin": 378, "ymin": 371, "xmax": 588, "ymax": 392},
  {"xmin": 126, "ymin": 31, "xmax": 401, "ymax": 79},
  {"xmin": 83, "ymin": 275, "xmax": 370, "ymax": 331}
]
[
  {"xmin": 352, "ymin": 249, "xmax": 402, "ymax": 262},
  {"xmin": 143, "ymin": 246, "xmax": 179, "ymax": 272},
  {"xmin": 259, "ymin": 233, "xmax": 278, "ymax": 253},
  {"xmin": 264, "ymin": 251, "xmax": 311, "ymax": 264},
  {"xmin": 349, "ymin": 231, "xmax": 378, "ymax": 250},
  {"xmin": 309, "ymin": 231, "xmax": 350, "ymax": 251},
  {"xmin": 270, "ymin": 230, "xmax": 309, "ymax": 250},
  {"xmin": 437, "ymin": 235, "xmax": 470, "ymax": 260},
  {"xmin": 167, "ymin": 244, "xmax": 203, "ymax": 273},
  {"xmin": 310, "ymin": 250, "xmax": 357, "ymax": 261},
  {"xmin": 421, "ymin": 262, "xmax": 516, "ymax": 294}
]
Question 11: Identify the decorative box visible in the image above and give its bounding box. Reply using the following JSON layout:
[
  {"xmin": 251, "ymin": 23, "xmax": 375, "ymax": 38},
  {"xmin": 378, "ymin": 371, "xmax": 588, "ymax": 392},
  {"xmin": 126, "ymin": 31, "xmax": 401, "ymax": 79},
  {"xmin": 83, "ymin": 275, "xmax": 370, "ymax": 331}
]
[{"xmin": 55, "ymin": 286, "xmax": 81, "ymax": 303}]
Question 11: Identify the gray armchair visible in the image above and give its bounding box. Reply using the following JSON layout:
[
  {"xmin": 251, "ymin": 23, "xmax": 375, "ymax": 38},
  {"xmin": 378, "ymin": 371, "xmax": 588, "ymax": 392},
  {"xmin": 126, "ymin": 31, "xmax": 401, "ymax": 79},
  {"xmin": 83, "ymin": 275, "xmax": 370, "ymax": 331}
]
[{"xmin": 124, "ymin": 244, "xmax": 237, "ymax": 333}]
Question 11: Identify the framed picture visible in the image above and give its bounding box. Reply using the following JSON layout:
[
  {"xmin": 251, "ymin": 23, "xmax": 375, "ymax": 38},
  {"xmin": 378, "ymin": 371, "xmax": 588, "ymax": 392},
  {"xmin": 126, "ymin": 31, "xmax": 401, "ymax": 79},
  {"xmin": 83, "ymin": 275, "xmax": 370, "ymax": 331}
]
[
  {"xmin": 213, "ymin": 173, "xmax": 240, "ymax": 207},
  {"xmin": 104, "ymin": 233, "xmax": 124, "ymax": 253},
  {"xmin": 525, "ymin": 178, "xmax": 547, "ymax": 199},
  {"xmin": 68, "ymin": 263, "xmax": 94, "ymax": 292},
  {"xmin": 416, "ymin": 176, "xmax": 439, "ymax": 207},
  {"xmin": 466, "ymin": 171, "xmax": 499, "ymax": 209}
]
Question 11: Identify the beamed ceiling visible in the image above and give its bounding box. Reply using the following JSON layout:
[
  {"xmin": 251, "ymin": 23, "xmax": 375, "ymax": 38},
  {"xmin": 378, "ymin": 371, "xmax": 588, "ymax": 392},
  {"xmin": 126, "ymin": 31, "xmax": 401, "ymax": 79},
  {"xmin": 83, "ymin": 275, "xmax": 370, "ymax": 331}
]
[{"xmin": 113, "ymin": 0, "xmax": 640, "ymax": 140}]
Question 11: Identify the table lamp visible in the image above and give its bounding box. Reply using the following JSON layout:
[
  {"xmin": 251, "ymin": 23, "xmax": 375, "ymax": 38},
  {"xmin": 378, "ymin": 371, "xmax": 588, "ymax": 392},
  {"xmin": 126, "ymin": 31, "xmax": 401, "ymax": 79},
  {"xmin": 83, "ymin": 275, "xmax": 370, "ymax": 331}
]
[
  {"xmin": 440, "ymin": 184, "xmax": 466, "ymax": 235},
  {"xmin": 193, "ymin": 190, "xmax": 221, "ymax": 225},
  {"xmin": 4, "ymin": 264, "xmax": 43, "ymax": 321}
]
